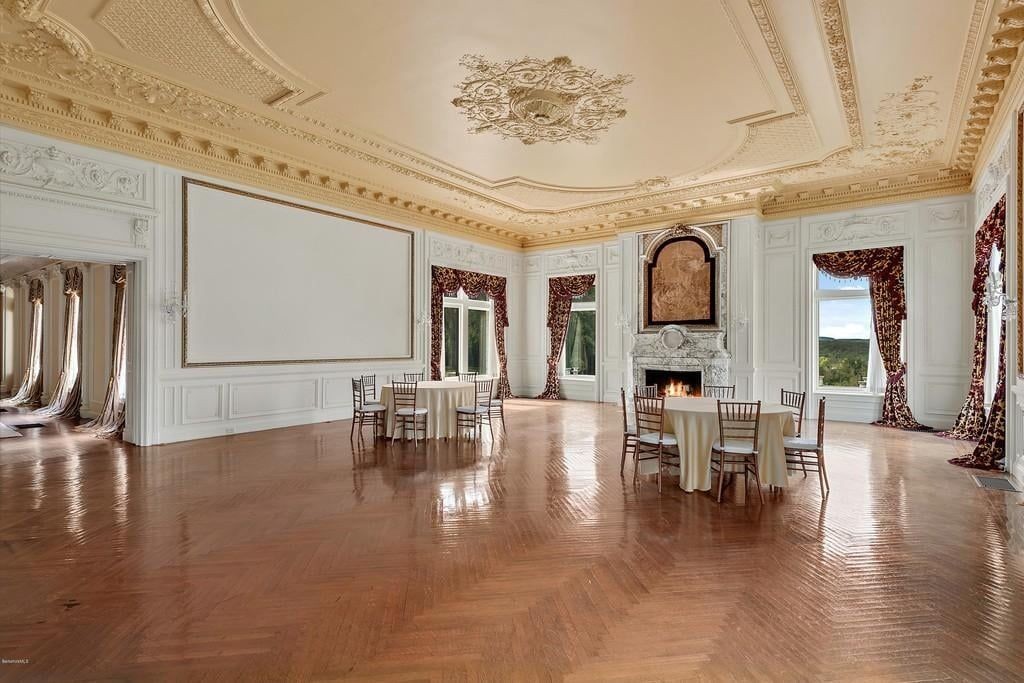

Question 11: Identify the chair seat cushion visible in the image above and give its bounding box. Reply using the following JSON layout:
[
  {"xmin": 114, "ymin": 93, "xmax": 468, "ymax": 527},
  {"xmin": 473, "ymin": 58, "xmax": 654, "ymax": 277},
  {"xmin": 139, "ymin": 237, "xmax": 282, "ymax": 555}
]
[
  {"xmin": 395, "ymin": 407, "xmax": 428, "ymax": 416},
  {"xmin": 783, "ymin": 436, "xmax": 819, "ymax": 451},
  {"xmin": 456, "ymin": 406, "xmax": 488, "ymax": 414},
  {"xmin": 638, "ymin": 432, "xmax": 678, "ymax": 446},
  {"xmin": 712, "ymin": 439, "xmax": 755, "ymax": 454},
  {"xmin": 358, "ymin": 403, "xmax": 385, "ymax": 413}
]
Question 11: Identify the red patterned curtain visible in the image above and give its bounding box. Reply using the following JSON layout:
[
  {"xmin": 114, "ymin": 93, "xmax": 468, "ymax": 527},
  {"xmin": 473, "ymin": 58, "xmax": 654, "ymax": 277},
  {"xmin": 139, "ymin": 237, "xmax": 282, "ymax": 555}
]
[
  {"xmin": 1, "ymin": 278, "xmax": 44, "ymax": 407},
  {"xmin": 940, "ymin": 196, "xmax": 1005, "ymax": 441},
  {"xmin": 537, "ymin": 274, "xmax": 596, "ymax": 400},
  {"xmin": 429, "ymin": 266, "xmax": 512, "ymax": 399},
  {"xmin": 812, "ymin": 247, "xmax": 929, "ymax": 430}
]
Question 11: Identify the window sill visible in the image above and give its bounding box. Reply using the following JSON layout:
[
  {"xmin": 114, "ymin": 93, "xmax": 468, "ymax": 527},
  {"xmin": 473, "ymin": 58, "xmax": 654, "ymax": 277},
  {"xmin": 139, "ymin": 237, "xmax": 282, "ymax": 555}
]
[
  {"xmin": 560, "ymin": 375, "xmax": 596, "ymax": 382},
  {"xmin": 815, "ymin": 388, "xmax": 883, "ymax": 399}
]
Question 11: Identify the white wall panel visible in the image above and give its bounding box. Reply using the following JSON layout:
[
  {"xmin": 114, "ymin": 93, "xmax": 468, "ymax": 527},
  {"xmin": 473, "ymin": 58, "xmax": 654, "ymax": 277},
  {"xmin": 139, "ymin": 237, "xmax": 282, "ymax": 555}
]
[{"xmin": 229, "ymin": 379, "xmax": 318, "ymax": 419}]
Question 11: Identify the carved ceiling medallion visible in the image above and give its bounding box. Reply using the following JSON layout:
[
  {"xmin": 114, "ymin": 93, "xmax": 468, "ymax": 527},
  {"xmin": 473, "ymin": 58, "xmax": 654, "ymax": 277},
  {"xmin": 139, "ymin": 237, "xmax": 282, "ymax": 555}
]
[{"xmin": 452, "ymin": 55, "xmax": 632, "ymax": 145}]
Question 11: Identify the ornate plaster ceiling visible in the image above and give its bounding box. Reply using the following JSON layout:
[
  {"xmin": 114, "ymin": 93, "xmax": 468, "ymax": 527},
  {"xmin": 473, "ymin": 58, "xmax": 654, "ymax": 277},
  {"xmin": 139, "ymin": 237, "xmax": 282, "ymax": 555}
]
[
  {"xmin": 0, "ymin": 0, "xmax": 1019, "ymax": 248},
  {"xmin": 0, "ymin": 254, "xmax": 60, "ymax": 281}
]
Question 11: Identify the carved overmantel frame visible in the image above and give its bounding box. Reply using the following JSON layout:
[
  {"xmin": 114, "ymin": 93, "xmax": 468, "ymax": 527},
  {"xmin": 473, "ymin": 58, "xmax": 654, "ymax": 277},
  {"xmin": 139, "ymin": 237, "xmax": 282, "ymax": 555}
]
[{"xmin": 637, "ymin": 221, "xmax": 729, "ymax": 334}]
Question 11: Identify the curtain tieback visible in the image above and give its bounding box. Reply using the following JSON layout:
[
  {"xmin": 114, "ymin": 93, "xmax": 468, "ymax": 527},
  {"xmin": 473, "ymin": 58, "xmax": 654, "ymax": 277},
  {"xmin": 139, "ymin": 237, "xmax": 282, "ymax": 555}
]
[{"xmin": 887, "ymin": 365, "xmax": 908, "ymax": 383}]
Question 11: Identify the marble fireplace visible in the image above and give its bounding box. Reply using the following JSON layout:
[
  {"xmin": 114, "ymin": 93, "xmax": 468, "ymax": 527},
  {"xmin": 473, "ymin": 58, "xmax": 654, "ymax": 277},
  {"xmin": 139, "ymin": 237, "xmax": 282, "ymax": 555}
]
[{"xmin": 628, "ymin": 222, "xmax": 732, "ymax": 395}]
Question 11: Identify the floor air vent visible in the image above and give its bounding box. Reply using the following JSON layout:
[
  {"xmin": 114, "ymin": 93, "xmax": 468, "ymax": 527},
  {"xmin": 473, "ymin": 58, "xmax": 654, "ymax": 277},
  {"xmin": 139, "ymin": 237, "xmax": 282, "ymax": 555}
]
[{"xmin": 973, "ymin": 475, "xmax": 1021, "ymax": 492}]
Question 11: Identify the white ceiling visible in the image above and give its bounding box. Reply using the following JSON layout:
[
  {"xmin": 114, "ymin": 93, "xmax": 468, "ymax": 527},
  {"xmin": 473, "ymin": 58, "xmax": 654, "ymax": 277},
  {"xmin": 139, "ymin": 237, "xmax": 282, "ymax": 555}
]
[{"xmin": 0, "ymin": 0, "xmax": 1009, "ymax": 245}]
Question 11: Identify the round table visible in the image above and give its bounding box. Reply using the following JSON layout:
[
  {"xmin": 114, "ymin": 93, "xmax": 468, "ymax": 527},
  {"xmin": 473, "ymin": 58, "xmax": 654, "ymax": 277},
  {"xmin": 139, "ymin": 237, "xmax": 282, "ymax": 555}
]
[
  {"xmin": 659, "ymin": 397, "xmax": 796, "ymax": 492},
  {"xmin": 379, "ymin": 381, "xmax": 474, "ymax": 439}
]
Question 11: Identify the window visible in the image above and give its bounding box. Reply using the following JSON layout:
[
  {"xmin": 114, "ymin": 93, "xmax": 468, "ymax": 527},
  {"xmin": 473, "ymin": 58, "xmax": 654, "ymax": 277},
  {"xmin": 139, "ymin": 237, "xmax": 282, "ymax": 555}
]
[
  {"xmin": 813, "ymin": 269, "xmax": 882, "ymax": 392},
  {"xmin": 442, "ymin": 288, "xmax": 494, "ymax": 376},
  {"xmin": 985, "ymin": 247, "xmax": 1003, "ymax": 405},
  {"xmin": 562, "ymin": 284, "xmax": 596, "ymax": 377}
]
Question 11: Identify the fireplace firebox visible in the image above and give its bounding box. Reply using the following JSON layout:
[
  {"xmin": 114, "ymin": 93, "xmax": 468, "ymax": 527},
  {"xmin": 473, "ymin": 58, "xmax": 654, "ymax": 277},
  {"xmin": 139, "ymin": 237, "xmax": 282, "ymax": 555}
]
[{"xmin": 643, "ymin": 369, "xmax": 703, "ymax": 397}]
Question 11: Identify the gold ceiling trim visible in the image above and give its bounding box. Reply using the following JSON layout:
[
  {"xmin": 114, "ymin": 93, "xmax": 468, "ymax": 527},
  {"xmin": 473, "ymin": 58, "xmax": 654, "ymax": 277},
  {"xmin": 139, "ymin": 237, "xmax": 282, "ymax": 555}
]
[
  {"xmin": 747, "ymin": 0, "xmax": 805, "ymax": 114},
  {"xmin": 0, "ymin": 82, "xmax": 526, "ymax": 248},
  {"xmin": 954, "ymin": 0, "xmax": 1024, "ymax": 170},
  {"xmin": 815, "ymin": 0, "xmax": 864, "ymax": 147},
  {"xmin": 943, "ymin": 0, "xmax": 996, "ymax": 163}
]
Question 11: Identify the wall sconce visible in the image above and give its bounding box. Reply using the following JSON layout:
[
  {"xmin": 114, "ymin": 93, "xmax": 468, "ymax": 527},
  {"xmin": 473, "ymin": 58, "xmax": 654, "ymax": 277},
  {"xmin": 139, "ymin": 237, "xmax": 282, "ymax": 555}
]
[
  {"xmin": 984, "ymin": 271, "xmax": 1018, "ymax": 321},
  {"xmin": 161, "ymin": 291, "xmax": 188, "ymax": 322}
]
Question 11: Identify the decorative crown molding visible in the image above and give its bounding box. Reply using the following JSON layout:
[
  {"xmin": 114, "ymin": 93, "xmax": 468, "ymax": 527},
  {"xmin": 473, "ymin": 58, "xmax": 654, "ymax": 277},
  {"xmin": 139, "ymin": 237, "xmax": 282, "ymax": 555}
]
[
  {"xmin": 816, "ymin": 0, "xmax": 864, "ymax": 146},
  {"xmin": 954, "ymin": 0, "xmax": 1024, "ymax": 170}
]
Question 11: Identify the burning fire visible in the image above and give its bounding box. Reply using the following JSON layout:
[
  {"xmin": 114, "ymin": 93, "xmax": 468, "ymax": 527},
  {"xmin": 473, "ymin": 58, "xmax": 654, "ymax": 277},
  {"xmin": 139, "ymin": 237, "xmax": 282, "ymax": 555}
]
[{"xmin": 663, "ymin": 380, "xmax": 698, "ymax": 397}]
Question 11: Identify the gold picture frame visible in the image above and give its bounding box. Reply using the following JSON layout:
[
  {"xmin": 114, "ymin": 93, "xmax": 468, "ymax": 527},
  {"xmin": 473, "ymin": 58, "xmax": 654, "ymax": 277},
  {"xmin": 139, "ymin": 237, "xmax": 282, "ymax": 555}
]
[{"xmin": 182, "ymin": 178, "xmax": 415, "ymax": 367}]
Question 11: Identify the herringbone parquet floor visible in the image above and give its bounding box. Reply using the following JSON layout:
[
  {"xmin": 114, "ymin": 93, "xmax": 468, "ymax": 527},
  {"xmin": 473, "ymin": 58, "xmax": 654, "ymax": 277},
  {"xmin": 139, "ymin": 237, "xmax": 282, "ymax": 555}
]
[{"xmin": 1, "ymin": 401, "xmax": 1023, "ymax": 682}]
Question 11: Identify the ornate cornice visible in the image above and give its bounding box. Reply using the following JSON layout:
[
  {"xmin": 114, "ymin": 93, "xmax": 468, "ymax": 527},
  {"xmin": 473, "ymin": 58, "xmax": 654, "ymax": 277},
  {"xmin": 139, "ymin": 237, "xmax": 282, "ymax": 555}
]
[
  {"xmin": 816, "ymin": 0, "xmax": 864, "ymax": 146},
  {"xmin": 955, "ymin": 0, "xmax": 1024, "ymax": 170}
]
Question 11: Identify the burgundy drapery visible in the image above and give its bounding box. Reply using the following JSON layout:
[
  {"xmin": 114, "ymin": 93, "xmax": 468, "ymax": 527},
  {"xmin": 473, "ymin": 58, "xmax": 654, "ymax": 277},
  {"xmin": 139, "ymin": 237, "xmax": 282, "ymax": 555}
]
[
  {"xmin": 79, "ymin": 265, "xmax": 128, "ymax": 437},
  {"xmin": 812, "ymin": 247, "xmax": 930, "ymax": 430},
  {"xmin": 1, "ymin": 278, "xmax": 44, "ymax": 406},
  {"xmin": 536, "ymin": 274, "xmax": 596, "ymax": 400},
  {"xmin": 36, "ymin": 266, "xmax": 83, "ymax": 418},
  {"xmin": 429, "ymin": 266, "xmax": 512, "ymax": 399},
  {"xmin": 949, "ymin": 196, "xmax": 1008, "ymax": 470},
  {"xmin": 940, "ymin": 196, "xmax": 1005, "ymax": 441}
]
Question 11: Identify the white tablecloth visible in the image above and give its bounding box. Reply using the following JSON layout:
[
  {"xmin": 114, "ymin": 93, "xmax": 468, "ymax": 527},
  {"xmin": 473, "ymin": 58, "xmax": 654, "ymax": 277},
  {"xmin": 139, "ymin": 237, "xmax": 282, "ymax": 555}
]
[
  {"xmin": 379, "ymin": 381, "xmax": 474, "ymax": 439},
  {"xmin": 658, "ymin": 397, "xmax": 795, "ymax": 492}
]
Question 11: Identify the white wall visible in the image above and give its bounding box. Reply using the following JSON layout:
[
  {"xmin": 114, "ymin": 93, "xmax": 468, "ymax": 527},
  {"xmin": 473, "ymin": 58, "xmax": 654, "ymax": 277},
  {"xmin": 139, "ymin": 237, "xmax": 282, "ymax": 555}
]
[{"xmin": 0, "ymin": 125, "xmax": 523, "ymax": 444}]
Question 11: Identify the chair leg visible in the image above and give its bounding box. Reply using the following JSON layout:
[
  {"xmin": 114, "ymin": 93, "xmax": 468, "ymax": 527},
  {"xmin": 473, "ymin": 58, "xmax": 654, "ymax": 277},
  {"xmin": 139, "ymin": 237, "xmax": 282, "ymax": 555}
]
[
  {"xmin": 620, "ymin": 436, "xmax": 628, "ymax": 475},
  {"xmin": 818, "ymin": 449, "xmax": 830, "ymax": 494},
  {"xmin": 715, "ymin": 453, "xmax": 725, "ymax": 503},
  {"xmin": 657, "ymin": 445, "xmax": 663, "ymax": 493},
  {"xmin": 632, "ymin": 448, "xmax": 640, "ymax": 486},
  {"xmin": 751, "ymin": 460, "xmax": 765, "ymax": 505}
]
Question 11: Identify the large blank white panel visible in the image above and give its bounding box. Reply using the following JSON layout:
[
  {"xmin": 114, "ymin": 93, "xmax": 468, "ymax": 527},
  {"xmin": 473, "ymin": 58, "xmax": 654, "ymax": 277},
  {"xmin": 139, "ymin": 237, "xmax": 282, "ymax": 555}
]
[{"xmin": 184, "ymin": 180, "xmax": 413, "ymax": 365}]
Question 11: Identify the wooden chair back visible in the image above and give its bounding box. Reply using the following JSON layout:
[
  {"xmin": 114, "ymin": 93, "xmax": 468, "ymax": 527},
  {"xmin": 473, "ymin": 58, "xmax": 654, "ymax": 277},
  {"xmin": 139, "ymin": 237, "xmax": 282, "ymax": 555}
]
[
  {"xmin": 716, "ymin": 400, "xmax": 762, "ymax": 450},
  {"xmin": 474, "ymin": 379, "xmax": 493, "ymax": 408},
  {"xmin": 392, "ymin": 380, "xmax": 419, "ymax": 411},
  {"xmin": 352, "ymin": 378, "xmax": 366, "ymax": 409},
  {"xmin": 634, "ymin": 394, "xmax": 667, "ymax": 441},
  {"xmin": 780, "ymin": 389, "xmax": 806, "ymax": 435},
  {"xmin": 634, "ymin": 384, "xmax": 659, "ymax": 398},
  {"xmin": 460, "ymin": 372, "xmax": 479, "ymax": 383},
  {"xmin": 404, "ymin": 372, "xmax": 425, "ymax": 382},
  {"xmin": 361, "ymin": 374, "xmax": 377, "ymax": 403},
  {"xmin": 703, "ymin": 384, "xmax": 736, "ymax": 399}
]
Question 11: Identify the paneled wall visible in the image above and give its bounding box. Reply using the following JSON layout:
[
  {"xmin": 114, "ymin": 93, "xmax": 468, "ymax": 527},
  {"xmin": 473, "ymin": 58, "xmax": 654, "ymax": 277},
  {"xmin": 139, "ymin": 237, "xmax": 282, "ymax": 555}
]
[
  {"xmin": 761, "ymin": 195, "xmax": 974, "ymax": 427},
  {"xmin": 0, "ymin": 125, "xmax": 522, "ymax": 444}
]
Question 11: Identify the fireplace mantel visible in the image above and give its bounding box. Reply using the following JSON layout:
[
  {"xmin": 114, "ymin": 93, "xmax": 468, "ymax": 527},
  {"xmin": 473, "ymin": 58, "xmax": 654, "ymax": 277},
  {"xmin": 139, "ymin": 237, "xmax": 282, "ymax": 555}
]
[{"xmin": 629, "ymin": 325, "xmax": 730, "ymax": 391}]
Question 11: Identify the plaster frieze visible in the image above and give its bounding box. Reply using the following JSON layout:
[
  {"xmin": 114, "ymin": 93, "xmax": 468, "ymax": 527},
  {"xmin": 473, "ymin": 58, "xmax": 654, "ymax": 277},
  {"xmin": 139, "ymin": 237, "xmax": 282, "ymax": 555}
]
[{"xmin": 815, "ymin": 0, "xmax": 864, "ymax": 146}]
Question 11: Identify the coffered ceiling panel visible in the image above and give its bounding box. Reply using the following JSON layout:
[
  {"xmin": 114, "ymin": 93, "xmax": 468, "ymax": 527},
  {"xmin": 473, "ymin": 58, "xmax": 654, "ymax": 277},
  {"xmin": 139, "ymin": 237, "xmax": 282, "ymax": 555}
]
[{"xmin": 1, "ymin": 0, "xmax": 1015, "ymax": 247}]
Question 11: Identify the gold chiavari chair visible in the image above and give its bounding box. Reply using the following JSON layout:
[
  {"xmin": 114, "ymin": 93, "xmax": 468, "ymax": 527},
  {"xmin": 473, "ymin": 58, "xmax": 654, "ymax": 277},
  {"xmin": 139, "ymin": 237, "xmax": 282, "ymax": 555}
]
[
  {"xmin": 633, "ymin": 393, "xmax": 679, "ymax": 492},
  {"xmin": 783, "ymin": 397, "xmax": 829, "ymax": 496},
  {"xmin": 459, "ymin": 372, "xmax": 478, "ymax": 383},
  {"xmin": 403, "ymin": 371, "xmax": 425, "ymax": 382},
  {"xmin": 634, "ymin": 384, "xmax": 659, "ymax": 398},
  {"xmin": 456, "ymin": 378, "xmax": 493, "ymax": 441},
  {"xmin": 619, "ymin": 388, "xmax": 638, "ymax": 475},
  {"xmin": 703, "ymin": 384, "xmax": 736, "ymax": 399},
  {"xmin": 780, "ymin": 388, "xmax": 806, "ymax": 436},
  {"xmin": 710, "ymin": 400, "xmax": 763, "ymax": 504},
  {"xmin": 391, "ymin": 380, "xmax": 428, "ymax": 445},
  {"xmin": 351, "ymin": 378, "xmax": 385, "ymax": 441}
]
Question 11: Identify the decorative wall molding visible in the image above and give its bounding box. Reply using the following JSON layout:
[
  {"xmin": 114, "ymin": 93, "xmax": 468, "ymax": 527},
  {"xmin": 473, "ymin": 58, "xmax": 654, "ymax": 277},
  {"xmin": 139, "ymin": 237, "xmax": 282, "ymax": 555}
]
[
  {"xmin": 0, "ymin": 138, "xmax": 150, "ymax": 205},
  {"xmin": 926, "ymin": 201, "xmax": 969, "ymax": 231},
  {"xmin": 428, "ymin": 236, "xmax": 513, "ymax": 274},
  {"xmin": 131, "ymin": 217, "xmax": 150, "ymax": 248},
  {"xmin": 812, "ymin": 213, "xmax": 902, "ymax": 242}
]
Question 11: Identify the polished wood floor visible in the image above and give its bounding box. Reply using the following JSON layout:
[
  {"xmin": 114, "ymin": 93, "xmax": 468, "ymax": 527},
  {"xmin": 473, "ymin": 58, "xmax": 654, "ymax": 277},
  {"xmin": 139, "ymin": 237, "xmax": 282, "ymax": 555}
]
[{"xmin": 1, "ymin": 401, "xmax": 1023, "ymax": 682}]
